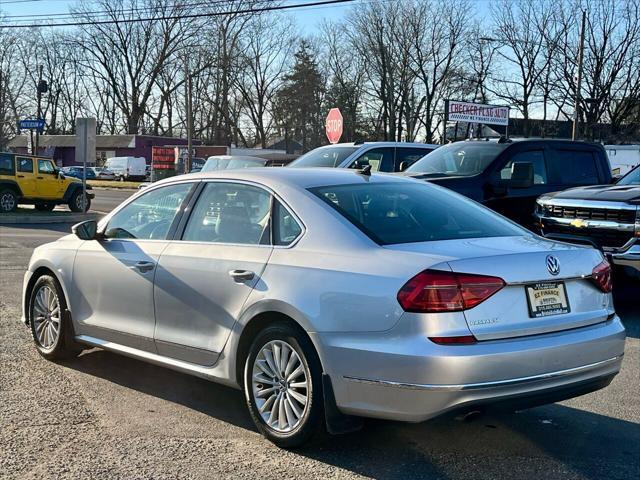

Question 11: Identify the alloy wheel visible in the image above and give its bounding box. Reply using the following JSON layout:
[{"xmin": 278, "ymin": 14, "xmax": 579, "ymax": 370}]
[
  {"xmin": 251, "ymin": 340, "xmax": 310, "ymax": 433},
  {"xmin": 32, "ymin": 285, "xmax": 61, "ymax": 349},
  {"xmin": 1, "ymin": 192, "xmax": 15, "ymax": 211}
]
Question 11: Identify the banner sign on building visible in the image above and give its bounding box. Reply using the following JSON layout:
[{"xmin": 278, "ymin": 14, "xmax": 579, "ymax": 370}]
[{"xmin": 445, "ymin": 100, "xmax": 510, "ymax": 127}]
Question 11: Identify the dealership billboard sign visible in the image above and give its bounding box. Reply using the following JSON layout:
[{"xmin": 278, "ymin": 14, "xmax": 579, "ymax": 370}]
[{"xmin": 445, "ymin": 100, "xmax": 510, "ymax": 126}]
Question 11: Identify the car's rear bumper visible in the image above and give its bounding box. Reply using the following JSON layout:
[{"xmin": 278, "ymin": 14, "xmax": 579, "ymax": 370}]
[{"xmin": 312, "ymin": 317, "xmax": 625, "ymax": 422}]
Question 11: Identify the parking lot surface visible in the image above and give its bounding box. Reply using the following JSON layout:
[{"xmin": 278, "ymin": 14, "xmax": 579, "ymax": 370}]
[{"xmin": 1, "ymin": 224, "xmax": 638, "ymax": 480}]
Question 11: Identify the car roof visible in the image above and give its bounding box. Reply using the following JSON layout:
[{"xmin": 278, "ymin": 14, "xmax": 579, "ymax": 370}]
[
  {"xmin": 318, "ymin": 141, "xmax": 439, "ymax": 149},
  {"xmin": 153, "ymin": 167, "xmax": 413, "ymax": 190}
]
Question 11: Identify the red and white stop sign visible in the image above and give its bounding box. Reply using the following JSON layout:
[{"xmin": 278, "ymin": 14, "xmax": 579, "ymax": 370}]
[{"xmin": 325, "ymin": 108, "xmax": 343, "ymax": 144}]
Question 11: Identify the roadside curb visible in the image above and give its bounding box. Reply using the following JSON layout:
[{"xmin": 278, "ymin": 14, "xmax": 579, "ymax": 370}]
[{"xmin": 0, "ymin": 212, "xmax": 103, "ymax": 225}]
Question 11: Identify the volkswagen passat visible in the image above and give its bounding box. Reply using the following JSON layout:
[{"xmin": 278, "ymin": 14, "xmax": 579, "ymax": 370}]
[{"xmin": 21, "ymin": 168, "xmax": 625, "ymax": 447}]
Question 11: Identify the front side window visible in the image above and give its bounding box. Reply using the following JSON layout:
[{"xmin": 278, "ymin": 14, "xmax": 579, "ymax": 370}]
[
  {"xmin": 350, "ymin": 147, "xmax": 394, "ymax": 172},
  {"xmin": 407, "ymin": 143, "xmax": 506, "ymax": 176},
  {"xmin": 105, "ymin": 183, "xmax": 192, "ymax": 240},
  {"xmin": 289, "ymin": 146, "xmax": 358, "ymax": 168},
  {"xmin": 0, "ymin": 154, "xmax": 14, "ymax": 175},
  {"xmin": 17, "ymin": 157, "xmax": 33, "ymax": 173},
  {"xmin": 38, "ymin": 159, "xmax": 56, "ymax": 174},
  {"xmin": 183, "ymin": 182, "xmax": 271, "ymax": 245},
  {"xmin": 396, "ymin": 147, "xmax": 434, "ymax": 170},
  {"xmin": 311, "ymin": 182, "xmax": 524, "ymax": 245},
  {"xmin": 500, "ymin": 151, "xmax": 547, "ymax": 184}
]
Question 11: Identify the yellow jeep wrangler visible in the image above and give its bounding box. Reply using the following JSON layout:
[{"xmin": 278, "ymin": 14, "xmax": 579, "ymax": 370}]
[{"xmin": 0, "ymin": 152, "xmax": 93, "ymax": 213}]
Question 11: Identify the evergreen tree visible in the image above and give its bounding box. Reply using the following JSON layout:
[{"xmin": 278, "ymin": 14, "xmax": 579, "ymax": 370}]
[{"xmin": 274, "ymin": 41, "xmax": 325, "ymax": 152}]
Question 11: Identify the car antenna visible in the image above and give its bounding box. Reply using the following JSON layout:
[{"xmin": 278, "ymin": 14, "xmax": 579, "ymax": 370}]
[{"xmin": 358, "ymin": 164, "xmax": 372, "ymax": 176}]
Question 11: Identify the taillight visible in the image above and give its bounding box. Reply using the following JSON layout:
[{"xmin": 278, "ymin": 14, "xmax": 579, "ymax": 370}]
[
  {"xmin": 397, "ymin": 270, "xmax": 505, "ymax": 313},
  {"xmin": 591, "ymin": 261, "xmax": 612, "ymax": 293},
  {"xmin": 428, "ymin": 335, "xmax": 477, "ymax": 345}
]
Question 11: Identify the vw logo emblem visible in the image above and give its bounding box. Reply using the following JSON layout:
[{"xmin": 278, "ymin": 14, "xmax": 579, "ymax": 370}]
[{"xmin": 546, "ymin": 255, "xmax": 561, "ymax": 276}]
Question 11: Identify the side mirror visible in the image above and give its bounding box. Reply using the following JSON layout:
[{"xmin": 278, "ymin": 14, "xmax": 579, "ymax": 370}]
[
  {"xmin": 398, "ymin": 161, "xmax": 409, "ymax": 172},
  {"xmin": 57, "ymin": 171, "xmax": 65, "ymax": 179},
  {"xmin": 509, "ymin": 161, "xmax": 534, "ymax": 188},
  {"xmin": 72, "ymin": 220, "xmax": 99, "ymax": 240},
  {"xmin": 352, "ymin": 159, "xmax": 369, "ymax": 169}
]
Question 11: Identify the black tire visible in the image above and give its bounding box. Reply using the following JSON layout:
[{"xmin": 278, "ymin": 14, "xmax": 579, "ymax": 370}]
[
  {"xmin": 0, "ymin": 188, "xmax": 18, "ymax": 213},
  {"xmin": 68, "ymin": 190, "xmax": 91, "ymax": 212},
  {"xmin": 119, "ymin": 175, "xmax": 125, "ymax": 182},
  {"xmin": 244, "ymin": 323, "xmax": 324, "ymax": 448},
  {"xmin": 35, "ymin": 202, "xmax": 56, "ymax": 212},
  {"xmin": 28, "ymin": 275, "xmax": 82, "ymax": 360}
]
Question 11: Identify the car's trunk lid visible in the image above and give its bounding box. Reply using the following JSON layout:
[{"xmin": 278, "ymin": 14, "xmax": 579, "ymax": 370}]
[{"xmin": 385, "ymin": 236, "xmax": 612, "ymax": 340}]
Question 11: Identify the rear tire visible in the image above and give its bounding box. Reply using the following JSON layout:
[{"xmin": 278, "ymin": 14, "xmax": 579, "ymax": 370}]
[
  {"xmin": 244, "ymin": 323, "xmax": 324, "ymax": 448},
  {"xmin": 35, "ymin": 202, "xmax": 56, "ymax": 212},
  {"xmin": 0, "ymin": 188, "xmax": 18, "ymax": 213},
  {"xmin": 29, "ymin": 275, "xmax": 82, "ymax": 360},
  {"xmin": 68, "ymin": 190, "xmax": 91, "ymax": 212}
]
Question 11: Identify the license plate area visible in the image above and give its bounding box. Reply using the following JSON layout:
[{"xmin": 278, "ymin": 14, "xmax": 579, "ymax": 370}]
[{"xmin": 525, "ymin": 282, "xmax": 570, "ymax": 318}]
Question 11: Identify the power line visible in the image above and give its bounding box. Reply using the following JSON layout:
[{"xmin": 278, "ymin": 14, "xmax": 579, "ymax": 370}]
[
  {"xmin": 0, "ymin": 0, "xmax": 356, "ymax": 27},
  {"xmin": 1, "ymin": 0, "xmax": 239, "ymax": 20}
]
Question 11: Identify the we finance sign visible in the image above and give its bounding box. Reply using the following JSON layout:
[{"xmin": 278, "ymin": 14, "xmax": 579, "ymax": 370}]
[{"xmin": 446, "ymin": 100, "xmax": 510, "ymax": 126}]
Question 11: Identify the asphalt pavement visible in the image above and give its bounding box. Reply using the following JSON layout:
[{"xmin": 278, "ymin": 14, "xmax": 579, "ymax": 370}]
[
  {"xmin": 91, "ymin": 188, "xmax": 135, "ymax": 215},
  {"xmin": 1, "ymin": 224, "xmax": 638, "ymax": 480}
]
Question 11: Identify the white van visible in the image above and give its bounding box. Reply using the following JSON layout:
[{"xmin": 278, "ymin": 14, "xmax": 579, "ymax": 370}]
[{"xmin": 103, "ymin": 156, "xmax": 147, "ymax": 181}]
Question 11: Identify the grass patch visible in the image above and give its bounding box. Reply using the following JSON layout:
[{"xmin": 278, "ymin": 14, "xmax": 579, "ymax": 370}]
[{"xmin": 87, "ymin": 179, "xmax": 142, "ymax": 189}]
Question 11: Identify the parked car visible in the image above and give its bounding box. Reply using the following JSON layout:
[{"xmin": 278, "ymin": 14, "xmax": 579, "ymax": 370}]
[
  {"xmin": 201, "ymin": 155, "xmax": 268, "ymax": 172},
  {"xmin": 288, "ymin": 142, "xmax": 439, "ymax": 172},
  {"xmin": 103, "ymin": 156, "xmax": 147, "ymax": 181},
  {"xmin": 536, "ymin": 163, "xmax": 640, "ymax": 277},
  {"xmin": 0, "ymin": 152, "xmax": 92, "ymax": 212},
  {"xmin": 403, "ymin": 139, "xmax": 613, "ymax": 228},
  {"xmin": 189, "ymin": 157, "xmax": 206, "ymax": 173},
  {"xmin": 91, "ymin": 167, "xmax": 116, "ymax": 180},
  {"xmin": 61, "ymin": 166, "xmax": 97, "ymax": 180},
  {"xmin": 22, "ymin": 168, "xmax": 624, "ymax": 447}
]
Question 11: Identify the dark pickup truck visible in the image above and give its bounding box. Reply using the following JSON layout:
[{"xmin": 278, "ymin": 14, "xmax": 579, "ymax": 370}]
[
  {"xmin": 403, "ymin": 139, "xmax": 613, "ymax": 229},
  {"xmin": 535, "ymin": 164, "xmax": 640, "ymax": 276}
]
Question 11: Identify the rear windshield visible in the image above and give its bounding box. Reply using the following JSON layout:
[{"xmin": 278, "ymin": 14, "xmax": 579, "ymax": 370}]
[
  {"xmin": 310, "ymin": 182, "xmax": 524, "ymax": 245},
  {"xmin": 289, "ymin": 146, "xmax": 358, "ymax": 168},
  {"xmin": 406, "ymin": 142, "xmax": 505, "ymax": 176}
]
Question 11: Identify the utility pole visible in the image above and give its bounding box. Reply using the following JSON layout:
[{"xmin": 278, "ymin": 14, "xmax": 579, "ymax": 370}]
[
  {"xmin": 572, "ymin": 10, "xmax": 587, "ymax": 141},
  {"xmin": 35, "ymin": 64, "xmax": 43, "ymax": 154},
  {"xmin": 184, "ymin": 57, "xmax": 193, "ymax": 174}
]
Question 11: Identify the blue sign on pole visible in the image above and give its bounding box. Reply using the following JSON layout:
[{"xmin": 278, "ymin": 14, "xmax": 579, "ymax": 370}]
[{"xmin": 19, "ymin": 119, "xmax": 45, "ymax": 130}]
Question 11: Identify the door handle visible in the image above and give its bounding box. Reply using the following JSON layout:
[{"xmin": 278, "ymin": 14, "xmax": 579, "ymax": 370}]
[
  {"xmin": 37, "ymin": 176, "xmax": 44, "ymax": 179},
  {"xmin": 130, "ymin": 261, "xmax": 155, "ymax": 273},
  {"xmin": 229, "ymin": 269, "xmax": 255, "ymax": 281},
  {"xmin": 17, "ymin": 175, "xmax": 25, "ymax": 178}
]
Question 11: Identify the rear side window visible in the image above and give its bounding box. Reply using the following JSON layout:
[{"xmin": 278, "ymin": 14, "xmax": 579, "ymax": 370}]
[
  {"xmin": 273, "ymin": 201, "xmax": 302, "ymax": 246},
  {"xmin": 17, "ymin": 157, "xmax": 33, "ymax": 173},
  {"xmin": 0, "ymin": 154, "xmax": 14, "ymax": 175},
  {"xmin": 310, "ymin": 182, "xmax": 524, "ymax": 245},
  {"xmin": 550, "ymin": 150, "xmax": 599, "ymax": 185}
]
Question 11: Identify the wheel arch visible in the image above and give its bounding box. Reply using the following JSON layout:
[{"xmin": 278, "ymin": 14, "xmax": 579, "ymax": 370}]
[
  {"xmin": 234, "ymin": 309, "xmax": 322, "ymax": 387},
  {"xmin": 0, "ymin": 180, "xmax": 23, "ymax": 197},
  {"xmin": 24, "ymin": 264, "xmax": 71, "ymax": 325}
]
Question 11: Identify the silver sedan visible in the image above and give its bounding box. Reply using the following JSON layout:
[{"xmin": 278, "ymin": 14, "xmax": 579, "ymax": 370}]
[{"xmin": 21, "ymin": 168, "xmax": 625, "ymax": 447}]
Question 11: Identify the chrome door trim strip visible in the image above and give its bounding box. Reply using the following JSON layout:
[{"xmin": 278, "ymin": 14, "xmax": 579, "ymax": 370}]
[{"xmin": 343, "ymin": 354, "xmax": 623, "ymax": 391}]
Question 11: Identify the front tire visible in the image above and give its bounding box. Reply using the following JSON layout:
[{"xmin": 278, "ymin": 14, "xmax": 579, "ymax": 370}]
[
  {"xmin": 29, "ymin": 275, "xmax": 82, "ymax": 360},
  {"xmin": 0, "ymin": 188, "xmax": 18, "ymax": 212},
  {"xmin": 68, "ymin": 190, "xmax": 91, "ymax": 212},
  {"xmin": 244, "ymin": 323, "xmax": 324, "ymax": 448}
]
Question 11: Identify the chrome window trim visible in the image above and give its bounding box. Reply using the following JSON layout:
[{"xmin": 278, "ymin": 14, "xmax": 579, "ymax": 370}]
[
  {"xmin": 343, "ymin": 354, "xmax": 623, "ymax": 392},
  {"xmin": 184, "ymin": 178, "xmax": 306, "ymax": 249}
]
